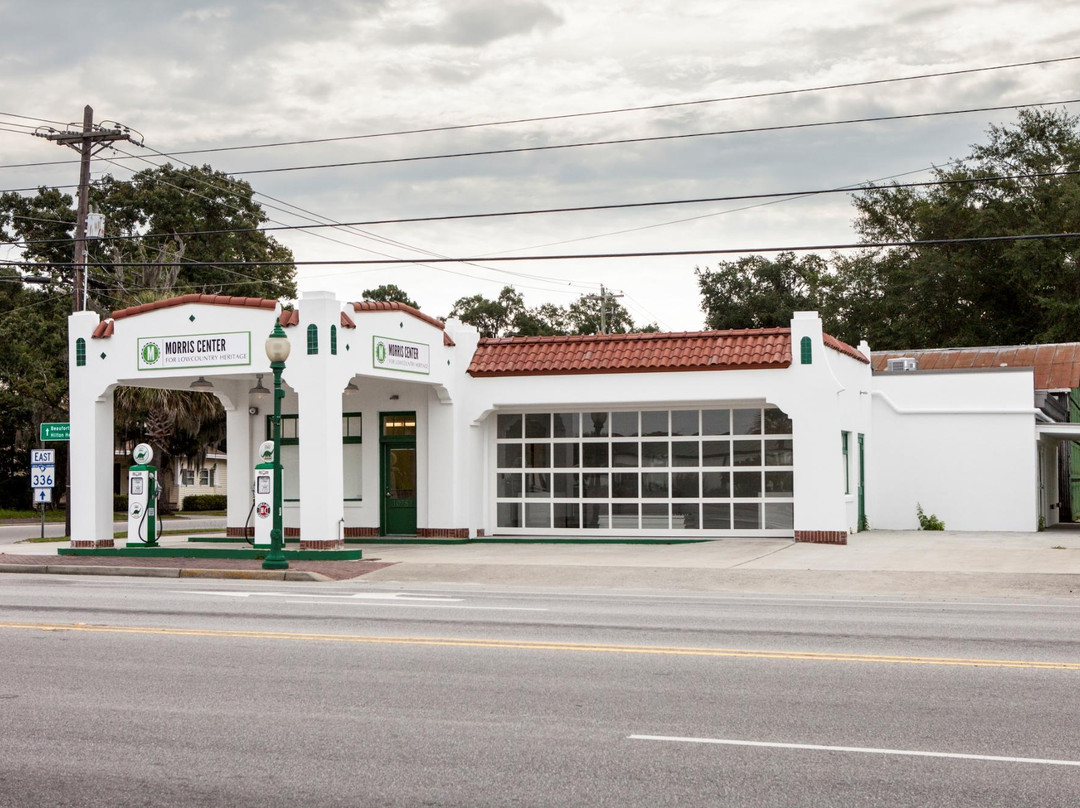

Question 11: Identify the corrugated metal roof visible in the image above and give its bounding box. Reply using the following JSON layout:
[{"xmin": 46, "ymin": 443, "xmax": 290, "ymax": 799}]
[{"xmin": 872, "ymin": 343, "xmax": 1080, "ymax": 390}]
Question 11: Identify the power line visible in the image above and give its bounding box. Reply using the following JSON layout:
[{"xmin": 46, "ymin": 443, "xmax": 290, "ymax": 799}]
[
  {"xmin": 113, "ymin": 144, "xmax": 588, "ymax": 292},
  {"xmin": 4, "ymin": 54, "xmax": 1079, "ymax": 171},
  {"xmin": 229, "ymin": 99, "xmax": 1080, "ymax": 177},
  {"xmin": 3, "ymin": 166, "xmax": 1076, "ymax": 249},
  {"xmin": 0, "ymin": 111, "xmax": 70, "ymax": 126},
  {"xmin": 32, "ymin": 231, "xmax": 1080, "ymax": 267}
]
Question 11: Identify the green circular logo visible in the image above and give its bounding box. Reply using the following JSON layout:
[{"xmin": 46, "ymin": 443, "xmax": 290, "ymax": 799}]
[
  {"xmin": 141, "ymin": 342, "xmax": 160, "ymax": 365},
  {"xmin": 375, "ymin": 341, "xmax": 387, "ymax": 364},
  {"xmin": 132, "ymin": 443, "xmax": 153, "ymax": 465}
]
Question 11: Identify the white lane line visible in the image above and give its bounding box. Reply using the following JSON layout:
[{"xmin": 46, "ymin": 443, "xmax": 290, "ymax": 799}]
[
  {"xmin": 183, "ymin": 590, "xmax": 462, "ymax": 602},
  {"xmin": 283, "ymin": 600, "xmax": 547, "ymax": 611},
  {"xmin": 628, "ymin": 735, "xmax": 1080, "ymax": 767}
]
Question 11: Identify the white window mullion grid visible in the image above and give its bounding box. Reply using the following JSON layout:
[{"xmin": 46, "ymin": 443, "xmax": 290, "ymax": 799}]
[{"xmin": 494, "ymin": 408, "xmax": 794, "ymax": 534}]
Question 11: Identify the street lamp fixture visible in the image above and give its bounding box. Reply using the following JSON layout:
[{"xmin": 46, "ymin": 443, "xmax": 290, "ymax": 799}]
[{"xmin": 262, "ymin": 322, "xmax": 291, "ymax": 571}]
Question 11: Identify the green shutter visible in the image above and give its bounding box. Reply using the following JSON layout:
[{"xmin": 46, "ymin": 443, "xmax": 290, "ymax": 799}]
[
  {"xmin": 307, "ymin": 324, "xmax": 319, "ymax": 355},
  {"xmin": 842, "ymin": 432, "xmax": 850, "ymax": 494}
]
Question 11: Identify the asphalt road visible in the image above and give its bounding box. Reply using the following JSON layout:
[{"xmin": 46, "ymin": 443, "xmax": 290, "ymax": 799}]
[{"xmin": 2, "ymin": 575, "xmax": 1079, "ymax": 807}]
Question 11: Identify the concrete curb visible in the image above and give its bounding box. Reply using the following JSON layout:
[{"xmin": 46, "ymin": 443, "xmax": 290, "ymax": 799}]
[{"xmin": 0, "ymin": 564, "xmax": 331, "ymax": 582}]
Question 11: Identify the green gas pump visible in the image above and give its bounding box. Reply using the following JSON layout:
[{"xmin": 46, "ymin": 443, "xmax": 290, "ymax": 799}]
[{"xmin": 126, "ymin": 442, "xmax": 160, "ymax": 547}]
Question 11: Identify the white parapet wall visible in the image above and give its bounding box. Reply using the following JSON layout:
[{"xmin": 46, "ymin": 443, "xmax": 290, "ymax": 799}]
[{"xmin": 868, "ymin": 367, "xmax": 1039, "ymax": 532}]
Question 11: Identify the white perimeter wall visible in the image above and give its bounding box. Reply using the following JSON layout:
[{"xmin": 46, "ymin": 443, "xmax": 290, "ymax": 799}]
[{"xmin": 868, "ymin": 369, "xmax": 1038, "ymax": 532}]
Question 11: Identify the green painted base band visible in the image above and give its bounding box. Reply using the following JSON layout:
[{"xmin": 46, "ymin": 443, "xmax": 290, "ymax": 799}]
[
  {"xmin": 187, "ymin": 535, "xmax": 710, "ymax": 546},
  {"xmin": 59, "ymin": 546, "xmax": 364, "ymax": 561}
]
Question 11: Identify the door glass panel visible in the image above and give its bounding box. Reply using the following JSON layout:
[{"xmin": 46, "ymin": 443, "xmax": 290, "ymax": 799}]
[{"xmin": 388, "ymin": 448, "xmax": 416, "ymax": 499}]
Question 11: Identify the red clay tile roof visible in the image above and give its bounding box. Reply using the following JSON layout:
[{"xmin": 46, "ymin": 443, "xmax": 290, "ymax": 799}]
[
  {"xmin": 468, "ymin": 328, "xmax": 867, "ymax": 377},
  {"xmin": 872, "ymin": 343, "xmax": 1080, "ymax": 390},
  {"xmin": 824, "ymin": 334, "xmax": 870, "ymax": 364},
  {"xmin": 351, "ymin": 301, "xmax": 446, "ymax": 331},
  {"xmin": 91, "ymin": 320, "xmax": 114, "ymax": 339},
  {"xmin": 277, "ymin": 308, "xmax": 358, "ymax": 330},
  {"xmin": 111, "ymin": 294, "xmax": 276, "ymax": 320}
]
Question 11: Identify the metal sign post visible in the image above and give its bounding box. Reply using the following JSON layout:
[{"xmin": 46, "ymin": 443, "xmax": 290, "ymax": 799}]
[{"xmin": 30, "ymin": 450, "xmax": 56, "ymax": 540}]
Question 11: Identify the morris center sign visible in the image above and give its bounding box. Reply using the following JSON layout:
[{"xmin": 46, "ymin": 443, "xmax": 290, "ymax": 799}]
[
  {"xmin": 373, "ymin": 335, "xmax": 430, "ymax": 375},
  {"xmin": 138, "ymin": 331, "xmax": 251, "ymax": 371}
]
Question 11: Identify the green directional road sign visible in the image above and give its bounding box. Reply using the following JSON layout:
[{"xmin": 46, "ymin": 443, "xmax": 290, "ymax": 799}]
[{"xmin": 40, "ymin": 422, "xmax": 70, "ymax": 442}]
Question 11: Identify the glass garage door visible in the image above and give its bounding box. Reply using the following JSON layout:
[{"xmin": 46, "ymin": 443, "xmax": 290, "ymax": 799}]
[{"xmin": 494, "ymin": 407, "xmax": 794, "ymax": 535}]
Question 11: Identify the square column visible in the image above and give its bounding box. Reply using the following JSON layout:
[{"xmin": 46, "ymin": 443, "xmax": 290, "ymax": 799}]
[
  {"xmin": 219, "ymin": 385, "xmax": 254, "ymax": 538},
  {"xmin": 69, "ymin": 386, "xmax": 117, "ymax": 548},
  {"xmin": 787, "ymin": 312, "xmax": 849, "ymax": 544}
]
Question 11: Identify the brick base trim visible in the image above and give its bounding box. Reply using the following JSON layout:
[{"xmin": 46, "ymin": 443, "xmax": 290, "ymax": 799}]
[
  {"xmin": 226, "ymin": 526, "xmax": 254, "ymax": 538},
  {"xmin": 794, "ymin": 530, "xmax": 848, "ymax": 545},
  {"xmin": 417, "ymin": 528, "xmax": 470, "ymax": 539},
  {"xmin": 300, "ymin": 539, "xmax": 345, "ymax": 550},
  {"xmin": 475, "ymin": 530, "xmax": 485, "ymax": 538},
  {"xmin": 345, "ymin": 527, "xmax": 379, "ymax": 538},
  {"xmin": 70, "ymin": 539, "xmax": 115, "ymax": 549},
  {"xmin": 285, "ymin": 528, "xmax": 300, "ymax": 538}
]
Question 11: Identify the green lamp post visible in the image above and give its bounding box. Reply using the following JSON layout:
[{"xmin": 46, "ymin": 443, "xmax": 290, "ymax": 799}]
[{"xmin": 262, "ymin": 322, "xmax": 290, "ymax": 570}]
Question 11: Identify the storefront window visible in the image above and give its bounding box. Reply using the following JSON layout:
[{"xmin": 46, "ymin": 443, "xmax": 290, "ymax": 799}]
[{"xmin": 494, "ymin": 406, "xmax": 794, "ymax": 533}]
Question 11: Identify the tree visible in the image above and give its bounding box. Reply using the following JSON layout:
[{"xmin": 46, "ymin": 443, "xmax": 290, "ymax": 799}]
[
  {"xmin": 0, "ymin": 164, "xmax": 296, "ymax": 508},
  {"xmin": 696, "ymin": 253, "xmax": 833, "ymax": 331},
  {"xmin": 696, "ymin": 109, "xmax": 1080, "ymax": 350},
  {"xmin": 567, "ymin": 293, "xmax": 639, "ymax": 334},
  {"xmin": 447, "ymin": 287, "xmax": 656, "ymax": 337},
  {"xmin": 362, "ymin": 284, "xmax": 420, "ymax": 309},
  {"xmin": 843, "ymin": 108, "xmax": 1080, "ymax": 348},
  {"xmin": 113, "ymin": 385, "xmax": 225, "ymax": 513},
  {"xmin": 448, "ymin": 286, "xmax": 528, "ymax": 338},
  {"xmin": 90, "ymin": 164, "xmax": 296, "ymax": 303}
]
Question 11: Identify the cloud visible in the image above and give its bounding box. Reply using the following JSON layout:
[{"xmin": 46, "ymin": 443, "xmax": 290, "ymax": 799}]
[{"xmin": 390, "ymin": 0, "xmax": 563, "ymax": 47}]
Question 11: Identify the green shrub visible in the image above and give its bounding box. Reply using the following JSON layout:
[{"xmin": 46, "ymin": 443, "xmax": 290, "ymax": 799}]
[
  {"xmin": 916, "ymin": 503, "xmax": 945, "ymax": 531},
  {"xmin": 114, "ymin": 494, "xmax": 128, "ymax": 512},
  {"xmin": 182, "ymin": 494, "xmax": 227, "ymax": 511}
]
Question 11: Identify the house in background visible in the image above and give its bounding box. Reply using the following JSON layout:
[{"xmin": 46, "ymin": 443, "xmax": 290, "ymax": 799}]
[{"xmin": 114, "ymin": 449, "xmax": 229, "ymax": 510}]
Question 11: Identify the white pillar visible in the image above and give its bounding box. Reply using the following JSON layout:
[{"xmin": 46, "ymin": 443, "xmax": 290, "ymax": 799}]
[
  {"xmin": 786, "ymin": 312, "xmax": 849, "ymax": 544},
  {"xmin": 215, "ymin": 382, "xmax": 254, "ymax": 539},
  {"xmin": 423, "ymin": 389, "xmax": 466, "ymax": 537},
  {"xmin": 69, "ymin": 312, "xmax": 115, "ymax": 547},
  {"xmin": 291, "ymin": 291, "xmax": 347, "ymax": 549}
]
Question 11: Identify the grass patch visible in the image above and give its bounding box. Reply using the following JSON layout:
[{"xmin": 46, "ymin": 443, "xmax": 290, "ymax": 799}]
[{"xmin": 0, "ymin": 509, "xmax": 67, "ymax": 522}]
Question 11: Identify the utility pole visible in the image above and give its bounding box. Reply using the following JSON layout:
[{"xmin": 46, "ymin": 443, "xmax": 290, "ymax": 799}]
[
  {"xmin": 37, "ymin": 106, "xmax": 134, "ymax": 310},
  {"xmin": 583, "ymin": 284, "xmax": 625, "ymax": 334},
  {"xmin": 36, "ymin": 106, "xmax": 136, "ymax": 538}
]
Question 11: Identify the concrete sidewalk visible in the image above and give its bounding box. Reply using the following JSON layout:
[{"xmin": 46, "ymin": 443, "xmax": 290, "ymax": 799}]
[
  {"xmin": 4, "ymin": 529, "xmax": 1080, "ymax": 596},
  {"xmin": 351, "ymin": 530, "xmax": 1080, "ymax": 597}
]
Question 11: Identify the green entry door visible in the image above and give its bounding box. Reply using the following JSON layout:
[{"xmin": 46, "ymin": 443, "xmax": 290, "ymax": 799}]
[{"xmin": 381, "ymin": 413, "xmax": 417, "ymax": 535}]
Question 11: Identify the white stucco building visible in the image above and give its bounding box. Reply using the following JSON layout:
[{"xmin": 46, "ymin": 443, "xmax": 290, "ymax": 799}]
[{"xmin": 66, "ymin": 292, "xmax": 1073, "ymax": 549}]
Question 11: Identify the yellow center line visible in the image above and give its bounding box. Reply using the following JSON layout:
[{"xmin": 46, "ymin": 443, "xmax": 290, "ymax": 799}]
[{"xmin": 2, "ymin": 621, "xmax": 1078, "ymax": 670}]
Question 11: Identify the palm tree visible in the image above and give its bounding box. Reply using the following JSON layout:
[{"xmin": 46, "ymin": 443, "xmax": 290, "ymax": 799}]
[{"xmin": 114, "ymin": 385, "xmax": 225, "ymax": 513}]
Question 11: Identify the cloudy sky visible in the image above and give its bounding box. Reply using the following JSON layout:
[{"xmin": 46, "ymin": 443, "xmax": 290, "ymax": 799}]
[{"xmin": 2, "ymin": 0, "xmax": 1079, "ymax": 331}]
